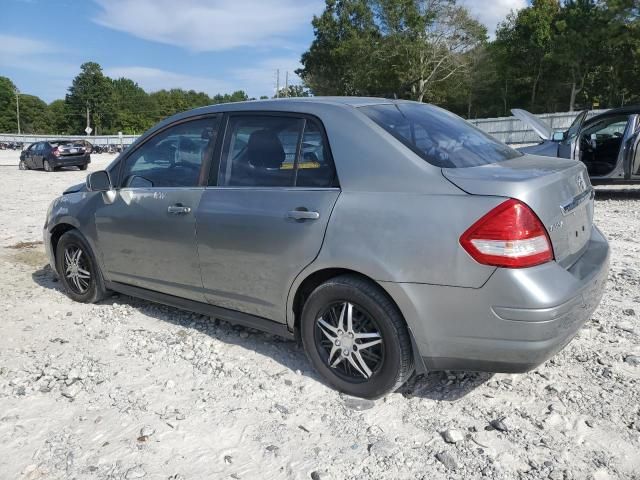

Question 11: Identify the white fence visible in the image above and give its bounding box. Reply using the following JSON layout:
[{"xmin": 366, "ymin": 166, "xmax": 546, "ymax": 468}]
[
  {"xmin": 469, "ymin": 110, "xmax": 607, "ymax": 145},
  {"xmin": 0, "ymin": 109, "xmax": 607, "ymax": 148},
  {"xmin": 0, "ymin": 133, "xmax": 138, "ymax": 147}
]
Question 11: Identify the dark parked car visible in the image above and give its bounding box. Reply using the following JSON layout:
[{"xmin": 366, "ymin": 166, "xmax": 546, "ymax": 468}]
[
  {"xmin": 44, "ymin": 98, "xmax": 609, "ymax": 398},
  {"xmin": 514, "ymin": 106, "xmax": 640, "ymax": 183},
  {"xmin": 19, "ymin": 140, "xmax": 91, "ymax": 172}
]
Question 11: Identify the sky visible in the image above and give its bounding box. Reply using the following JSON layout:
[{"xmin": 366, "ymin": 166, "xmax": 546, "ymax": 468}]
[{"xmin": 0, "ymin": 0, "xmax": 527, "ymax": 103}]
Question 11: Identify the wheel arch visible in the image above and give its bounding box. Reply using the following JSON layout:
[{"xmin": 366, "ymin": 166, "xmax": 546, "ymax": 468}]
[
  {"xmin": 288, "ymin": 267, "xmax": 427, "ymax": 374},
  {"xmin": 49, "ymin": 222, "xmax": 78, "ymax": 265}
]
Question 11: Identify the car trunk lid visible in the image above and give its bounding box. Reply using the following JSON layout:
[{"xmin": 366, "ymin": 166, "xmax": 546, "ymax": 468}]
[{"xmin": 443, "ymin": 155, "xmax": 594, "ymax": 268}]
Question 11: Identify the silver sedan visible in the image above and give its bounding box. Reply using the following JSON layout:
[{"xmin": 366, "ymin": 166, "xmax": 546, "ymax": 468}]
[{"xmin": 44, "ymin": 98, "xmax": 609, "ymax": 398}]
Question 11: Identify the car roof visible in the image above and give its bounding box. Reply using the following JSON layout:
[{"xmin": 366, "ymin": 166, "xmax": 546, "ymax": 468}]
[
  {"xmin": 143, "ymin": 96, "xmax": 411, "ymax": 141},
  {"xmin": 236, "ymin": 96, "xmax": 396, "ymax": 107},
  {"xmin": 586, "ymin": 105, "xmax": 640, "ymax": 124}
]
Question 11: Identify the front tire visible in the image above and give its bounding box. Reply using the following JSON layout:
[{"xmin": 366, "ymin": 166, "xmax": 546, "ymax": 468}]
[
  {"xmin": 79, "ymin": 164, "xmax": 88, "ymax": 171},
  {"xmin": 55, "ymin": 230, "xmax": 108, "ymax": 303},
  {"xmin": 19, "ymin": 160, "xmax": 28, "ymax": 170},
  {"xmin": 43, "ymin": 160, "xmax": 54, "ymax": 172},
  {"xmin": 300, "ymin": 274, "xmax": 414, "ymax": 399}
]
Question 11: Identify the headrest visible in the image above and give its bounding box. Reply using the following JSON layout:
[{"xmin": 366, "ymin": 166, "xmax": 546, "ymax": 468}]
[{"xmin": 247, "ymin": 130, "xmax": 285, "ymax": 169}]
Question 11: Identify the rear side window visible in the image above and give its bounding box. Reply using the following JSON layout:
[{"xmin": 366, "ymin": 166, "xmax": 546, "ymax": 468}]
[
  {"xmin": 360, "ymin": 103, "xmax": 522, "ymax": 168},
  {"xmin": 218, "ymin": 115, "xmax": 337, "ymax": 188}
]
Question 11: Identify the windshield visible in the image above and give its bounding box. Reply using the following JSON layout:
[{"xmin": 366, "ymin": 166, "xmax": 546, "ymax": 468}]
[{"xmin": 360, "ymin": 103, "xmax": 522, "ymax": 168}]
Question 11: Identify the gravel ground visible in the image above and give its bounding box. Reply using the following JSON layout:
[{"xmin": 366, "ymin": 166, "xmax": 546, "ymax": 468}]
[{"xmin": 0, "ymin": 149, "xmax": 639, "ymax": 480}]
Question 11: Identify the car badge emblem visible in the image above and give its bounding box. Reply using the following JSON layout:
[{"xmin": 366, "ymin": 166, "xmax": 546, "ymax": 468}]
[{"xmin": 576, "ymin": 173, "xmax": 586, "ymax": 192}]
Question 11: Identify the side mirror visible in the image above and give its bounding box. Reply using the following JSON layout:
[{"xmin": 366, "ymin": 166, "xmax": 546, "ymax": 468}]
[
  {"xmin": 86, "ymin": 170, "xmax": 112, "ymax": 192},
  {"xmin": 552, "ymin": 131, "xmax": 565, "ymax": 142}
]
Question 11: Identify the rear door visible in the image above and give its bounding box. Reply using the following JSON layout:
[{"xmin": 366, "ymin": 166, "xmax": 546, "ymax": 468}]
[
  {"xmin": 94, "ymin": 115, "xmax": 220, "ymax": 301},
  {"xmin": 196, "ymin": 113, "xmax": 340, "ymax": 322}
]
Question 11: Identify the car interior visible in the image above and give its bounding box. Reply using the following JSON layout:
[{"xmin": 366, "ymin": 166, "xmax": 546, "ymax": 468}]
[
  {"xmin": 222, "ymin": 117, "xmax": 336, "ymax": 188},
  {"xmin": 579, "ymin": 115, "xmax": 629, "ymax": 176}
]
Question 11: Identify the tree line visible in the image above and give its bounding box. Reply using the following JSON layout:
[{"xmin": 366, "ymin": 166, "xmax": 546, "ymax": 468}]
[
  {"xmin": 1, "ymin": 0, "xmax": 638, "ymax": 135},
  {"xmin": 0, "ymin": 63, "xmax": 254, "ymax": 135},
  {"xmin": 297, "ymin": 0, "xmax": 640, "ymax": 117}
]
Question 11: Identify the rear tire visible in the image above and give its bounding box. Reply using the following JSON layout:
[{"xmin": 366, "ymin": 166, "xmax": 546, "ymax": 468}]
[
  {"xmin": 79, "ymin": 164, "xmax": 88, "ymax": 171},
  {"xmin": 300, "ymin": 274, "xmax": 414, "ymax": 399},
  {"xmin": 43, "ymin": 160, "xmax": 54, "ymax": 172},
  {"xmin": 55, "ymin": 230, "xmax": 108, "ymax": 303}
]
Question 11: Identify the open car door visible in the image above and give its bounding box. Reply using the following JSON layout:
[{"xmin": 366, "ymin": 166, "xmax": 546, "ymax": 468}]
[
  {"xmin": 559, "ymin": 110, "xmax": 589, "ymax": 160},
  {"xmin": 625, "ymin": 115, "xmax": 640, "ymax": 180}
]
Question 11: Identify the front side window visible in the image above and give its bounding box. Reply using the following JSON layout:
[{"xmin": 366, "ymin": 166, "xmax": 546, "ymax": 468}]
[
  {"xmin": 218, "ymin": 115, "xmax": 336, "ymax": 187},
  {"xmin": 360, "ymin": 103, "xmax": 522, "ymax": 168},
  {"xmin": 120, "ymin": 117, "xmax": 219, "ymax": 188}
]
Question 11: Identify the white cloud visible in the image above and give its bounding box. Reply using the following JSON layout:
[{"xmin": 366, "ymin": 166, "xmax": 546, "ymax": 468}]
[
  {"xmin": 106, "ymin": 57, "xmax": 303, "ymax": 98},
  {"xmin": 460, "ymin": 0, "xmax": 527, "ymax": 37},
  {"xmin": 0, "ymin": 34, "xmax": 56, "ymax": 56},
  {"xmin": 93, "ymin": 0, "xmax": 322, "ymax": 51}
]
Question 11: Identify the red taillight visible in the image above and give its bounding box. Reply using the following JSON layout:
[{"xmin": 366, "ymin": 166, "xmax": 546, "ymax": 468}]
[
  {"xmin": 52, "ymin": 147, "xmax": 60, "ymax": 157},
  {"xmin": 460, "ymin": 199, "xmax": 553, "ymax": 268}
]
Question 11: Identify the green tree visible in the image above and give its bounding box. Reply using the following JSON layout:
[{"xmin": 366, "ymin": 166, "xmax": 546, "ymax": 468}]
[
  {"xmin": 0, "ymin": 76, "xmax": 18, "ymax": 132},
  {"xmin": 297, "ymin": 0, "xmax": 383, "ymax": 95},
  {"xmin": 495, "ymin": 0, "xmax": 560, "ymax": 110},
  {"xmin": 16, "ymin": 95, "xmax": 52, "ymax": 133},
  {"xmin": 47, "ymin": 99, "xmax": 69, "ymax": 134},
  {"xmin": 110, "ymin": 78, "xmax": 157, "ymax": 134},
  {"xmin": 275, "ymin": 85, "xmax": 312, "ymax": 97},
  {"xmin": 65, "ymin": 62, "xmax": 114, "ymax": 134},
  {"xmin": 375, "ymin": 0, "xmax": 487, "ymax": 102}
]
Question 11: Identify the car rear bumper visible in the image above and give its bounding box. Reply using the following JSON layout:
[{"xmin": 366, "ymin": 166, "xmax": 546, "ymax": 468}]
[
  {"xmin": 382, "ymin": 225, "xmax": 610, "ymax": 373},
  {"xmin": 50, "ymin": 155, "xmax": 90, "ymax": 168}
]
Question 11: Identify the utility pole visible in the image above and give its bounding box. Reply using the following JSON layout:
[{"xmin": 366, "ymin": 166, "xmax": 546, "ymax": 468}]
[
  {"xmin": 276, "ymin": 69, "xmax": 280, "ymax": 98},
  {"xmin": 14, "ymin": 88, "xmax": 21, "ymax": 135},
  {"xmin": 285, "ymin": 71, "xmax": 289, "ymax": 98},
  {"xmin": 86, "ymin": 104, "xmax": 90, "ymax": 135}
]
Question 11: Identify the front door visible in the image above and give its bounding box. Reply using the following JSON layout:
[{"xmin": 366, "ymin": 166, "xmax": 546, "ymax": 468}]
[
  {"xmin": 24, "ymin": 144, "xmax": 36, "ymax": 168},
  {"xmin": 628, "ymin": 123, "xmax": 640, "ymax": 180},
  {"xmin": 94, "ymin": 115, "xmax": 220, "ymax": 301},
  {"xmin": 559, "ymin": 110, "xmax": 588, "ymax": 159},
  {"xmin": 196, "ymin": 113, "xmax": 340, "ymax": 322},
  {"xmin": 31, "ymin": 143, "xmax": 44, "ymax": 169}
]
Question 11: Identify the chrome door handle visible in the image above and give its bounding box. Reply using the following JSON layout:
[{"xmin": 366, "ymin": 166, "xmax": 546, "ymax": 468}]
[
  {"xmin": 167, "ymin": 204, "xmax": 191, "ymax": 215},
  {"xmin": 287, "ymin": 209, "xmax": 320, "ymax": 221}
]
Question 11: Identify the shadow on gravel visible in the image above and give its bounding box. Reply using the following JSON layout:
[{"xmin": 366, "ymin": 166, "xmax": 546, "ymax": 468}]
[
  {"xmin": 399, "ymin": 370, "xmax": 493, "ymax": 401},
  {"xmin": 595, "ymin": 188, "xmax": 640, "ymax": 200},
  {"xmin": 31, "ymin": 262, "xmax": 489, "ymax": 401},
  {"xmin": 102, "ymin": 292, "xmax": 325, "ymax": 384},
  {"xmin": 32, "ymin": 264, "xmax": 63, "ymax": 292}
]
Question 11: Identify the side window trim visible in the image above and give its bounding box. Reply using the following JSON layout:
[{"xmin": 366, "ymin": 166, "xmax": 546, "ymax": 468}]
[
  {"xmin": 212, "ymin": 111, "xmax": 339, "ymax": 189},
  {"xmin": 115, "ymin": 113, "xmax": 220, "ymax": 189}
]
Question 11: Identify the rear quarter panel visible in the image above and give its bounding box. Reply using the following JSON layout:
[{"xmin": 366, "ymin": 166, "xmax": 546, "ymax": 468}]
[{"xmin": 306, "ymin": 191, "xmax": 501, "ymax": 287}]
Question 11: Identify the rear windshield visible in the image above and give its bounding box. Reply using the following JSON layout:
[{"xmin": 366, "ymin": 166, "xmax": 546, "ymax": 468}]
[{"xmin": 360, "ymin": 103, "xmax": 522, "ymax": 168}]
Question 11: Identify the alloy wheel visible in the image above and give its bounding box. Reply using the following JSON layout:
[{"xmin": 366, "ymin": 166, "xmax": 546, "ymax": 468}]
[
  {"xmin": 63, "ymin": 246, "xmax": 91, "ymax": 294},
  {"xmin": 314, "ymin": 301, "xmax": 384, "ymax": 382},
  {"xmin": 19, "ymin": 160, "xmax": 26, "ymax": 170}
]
